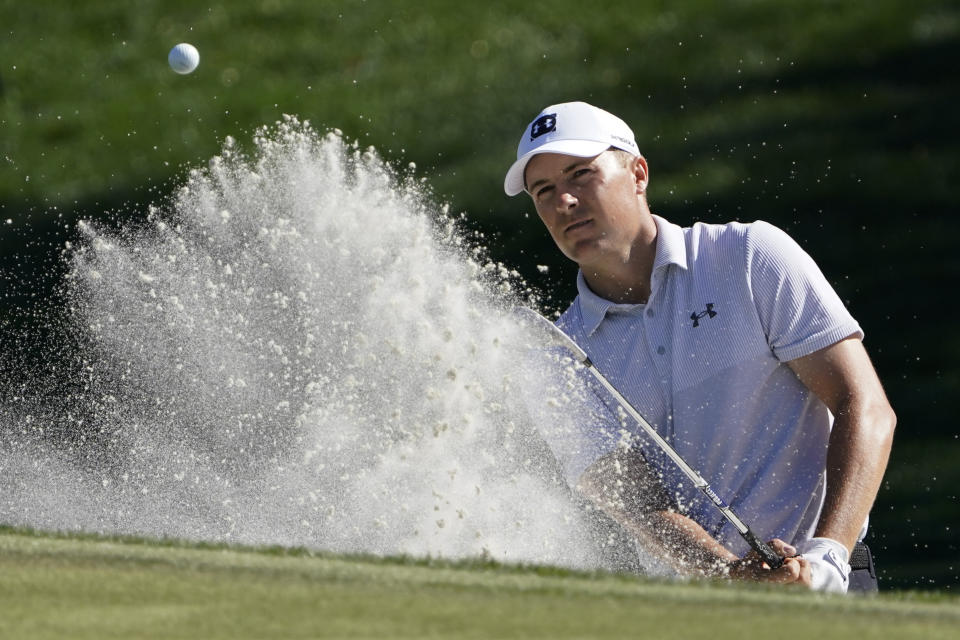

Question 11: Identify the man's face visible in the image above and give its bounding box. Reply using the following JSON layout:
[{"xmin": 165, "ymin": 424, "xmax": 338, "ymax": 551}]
[{"xmin": 525, "ymin": 151, "xmax": 646, "ymax": 266}]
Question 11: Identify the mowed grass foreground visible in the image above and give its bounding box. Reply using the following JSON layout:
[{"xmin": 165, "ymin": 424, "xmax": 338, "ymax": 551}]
[{"xmin": 0, "ymin": 530, "xmax": 957, "ymax": 639}]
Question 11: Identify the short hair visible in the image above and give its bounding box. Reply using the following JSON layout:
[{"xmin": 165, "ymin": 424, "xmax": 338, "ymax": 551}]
[{"xmin": 608, "ymin": 147, "xmax": 637, "ymax": 167}]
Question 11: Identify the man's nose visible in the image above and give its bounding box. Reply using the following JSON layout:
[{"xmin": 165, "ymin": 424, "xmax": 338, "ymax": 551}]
[{"xmin": 557, "ymin": 190, "xmax": 578, "ymax": 212}]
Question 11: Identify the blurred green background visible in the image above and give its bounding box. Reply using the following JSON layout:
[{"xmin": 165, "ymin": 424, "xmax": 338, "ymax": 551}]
[{"xmin": 1, "ymin": 0, "xmax": 957, "ymax": 590}]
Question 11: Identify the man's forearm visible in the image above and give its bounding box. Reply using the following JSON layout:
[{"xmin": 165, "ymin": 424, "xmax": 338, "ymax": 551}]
[
  {"xmin": 814, "ymin": 398, "xmax": 896, "ymax": 551},
  {"xmin": 577, "ymin": 448, "xmax": 737, "ymax": 576},
  {"xmin": 642, "ymin": 510, "xmax": 739, "ymax": 576},
  {"xmin": 787, "ymin": 337, "xmax": 897, "ymax": 554},
  {"xmin": 581, "ymin": 498, "xmax": 737, "ymax": 576}
]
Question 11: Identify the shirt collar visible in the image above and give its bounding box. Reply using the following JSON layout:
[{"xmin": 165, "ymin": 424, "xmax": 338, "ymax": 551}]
[{"xmin": 576, "ymin": 215, "xmax": 688, "ymax": 336}]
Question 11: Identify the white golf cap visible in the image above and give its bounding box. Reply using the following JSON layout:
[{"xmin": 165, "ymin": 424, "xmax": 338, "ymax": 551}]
[{"xmin": 503, "ymin": 101, "xmax": 640, "ymax": 196}]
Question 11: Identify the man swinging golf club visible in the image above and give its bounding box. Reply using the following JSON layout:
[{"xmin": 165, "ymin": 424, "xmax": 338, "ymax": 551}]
[{"xmin": 505, "ymin": 102, "xmax": 896, "ymax": 592}]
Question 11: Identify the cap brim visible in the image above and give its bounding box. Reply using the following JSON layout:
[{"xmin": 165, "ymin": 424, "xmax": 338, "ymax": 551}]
[{"xmin": 503, "ymin": 140, "xmax": 612, "ymax": 196}]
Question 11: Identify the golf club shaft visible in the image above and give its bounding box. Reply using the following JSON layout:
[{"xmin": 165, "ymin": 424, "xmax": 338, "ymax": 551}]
[
  {"xmin": 521, "ymin": 308, "xmax": 783, "ymax": 569},
  {"xmin": 584, "ymin": 366, "xmax": 783, "ymax": 569}
]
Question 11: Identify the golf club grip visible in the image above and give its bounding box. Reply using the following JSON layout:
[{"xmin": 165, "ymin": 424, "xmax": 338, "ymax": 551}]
[{"xmin": 741, "ymin": 529, "xmax": 783, "ymax": 569}]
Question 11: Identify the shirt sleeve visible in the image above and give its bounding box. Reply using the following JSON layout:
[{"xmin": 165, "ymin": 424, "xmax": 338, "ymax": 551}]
[{"xmin": 746, "ymin": 221, "xmax": 863, "ymax": 362}]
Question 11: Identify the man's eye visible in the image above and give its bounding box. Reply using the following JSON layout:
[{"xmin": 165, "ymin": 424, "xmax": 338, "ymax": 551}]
[
  {"xmin": 572, "ymin": 168, "xmax": 591, "ymax": 178},
  {"xmin": 535, "ymin": 185, "xmax": 554, "ymax": 199}
]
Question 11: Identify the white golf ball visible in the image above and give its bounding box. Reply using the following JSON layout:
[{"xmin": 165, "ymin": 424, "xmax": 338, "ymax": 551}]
[{"xmin": 168, "ymin": 43, "xmax": 200, "ymax": 74}]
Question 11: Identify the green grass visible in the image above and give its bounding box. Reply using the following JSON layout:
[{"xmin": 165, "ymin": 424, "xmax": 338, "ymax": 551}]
[{"xmin": 1, "ymin": 528, "xmax": 958, "ymax": 639}]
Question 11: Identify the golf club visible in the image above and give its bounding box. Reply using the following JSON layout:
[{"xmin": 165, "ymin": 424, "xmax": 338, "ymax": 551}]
[{"xmin": 517, "ymin": 307, "xmax": 784, "ymax": 569}]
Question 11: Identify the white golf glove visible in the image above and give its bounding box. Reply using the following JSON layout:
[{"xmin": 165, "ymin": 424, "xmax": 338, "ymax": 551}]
[{"xmin": 797, "ymin": 537, "xmax": 851, "ymax": 593}]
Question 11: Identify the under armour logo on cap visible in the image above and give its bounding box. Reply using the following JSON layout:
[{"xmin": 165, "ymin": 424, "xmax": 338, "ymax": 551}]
[{"xmin": 530, "ymin": 114, "xmax": 557, "ymax": 140}]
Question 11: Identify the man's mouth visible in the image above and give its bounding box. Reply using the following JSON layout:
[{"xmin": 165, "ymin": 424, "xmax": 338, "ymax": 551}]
[{"xmin": 564, "ymin": 219, "xmax": 593, "ymax": 234}]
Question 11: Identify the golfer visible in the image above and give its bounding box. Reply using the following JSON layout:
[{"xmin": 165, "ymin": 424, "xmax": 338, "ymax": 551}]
[{"xmin": 505, "ymin": 101, "xmax": 896, "ymax": 592}]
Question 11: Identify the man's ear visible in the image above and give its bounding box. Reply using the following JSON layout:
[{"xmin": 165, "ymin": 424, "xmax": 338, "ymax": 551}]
[{"xmin": 632, "ymin": 156, "xmax": 650, "ymax": 195}]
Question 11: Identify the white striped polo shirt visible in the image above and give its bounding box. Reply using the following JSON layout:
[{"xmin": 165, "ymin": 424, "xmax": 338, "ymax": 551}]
[{"xmin": 552, "ymin": 215, "xmax": 864, "ymax": 554}]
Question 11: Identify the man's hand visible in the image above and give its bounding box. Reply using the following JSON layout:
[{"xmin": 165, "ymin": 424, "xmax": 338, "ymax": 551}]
[
  {"xmin": 796, "ymin": 537, "xmax": 851, "ymax": 593},
  {"xmin": 728, "ymin": 539, "xmax": 811, "ymax": 586}
]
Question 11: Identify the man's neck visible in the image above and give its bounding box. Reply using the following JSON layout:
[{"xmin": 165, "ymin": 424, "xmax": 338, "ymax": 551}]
[{"xmin": 580, "ymin": 217, "xmax": 658, "ymax": 304}]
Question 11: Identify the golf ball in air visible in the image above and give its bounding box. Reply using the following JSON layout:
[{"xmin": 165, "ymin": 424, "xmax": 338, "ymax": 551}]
[{"xmin": 168, "ymin": 43, "xmax": 200, "ymax": 74}]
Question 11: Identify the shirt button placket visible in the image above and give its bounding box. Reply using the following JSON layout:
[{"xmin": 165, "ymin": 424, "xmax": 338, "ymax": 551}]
[{"xmin": 647, "ymin": 308, "xmax": 666, "ymax": 356}]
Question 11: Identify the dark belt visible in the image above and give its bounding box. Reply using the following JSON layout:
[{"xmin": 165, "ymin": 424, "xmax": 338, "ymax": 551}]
[{"xmin": 850, "ymin": 542, "xmax": 874, "ymax": 573}]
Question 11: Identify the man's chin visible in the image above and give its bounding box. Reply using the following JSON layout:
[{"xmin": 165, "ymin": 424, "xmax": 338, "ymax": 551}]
[{"xmin": 563, "ymin": 241, "xmax": 606, "ymax": 266}]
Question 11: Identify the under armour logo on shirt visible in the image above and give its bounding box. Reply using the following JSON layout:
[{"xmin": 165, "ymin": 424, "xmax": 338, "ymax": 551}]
[
  {"xmin": 530, "ymin": 114, "xmax": 557, "ymax": 140},
  {"xmin": 691, "ymin": 303, "xmax": 717, "ymax": 328}
]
